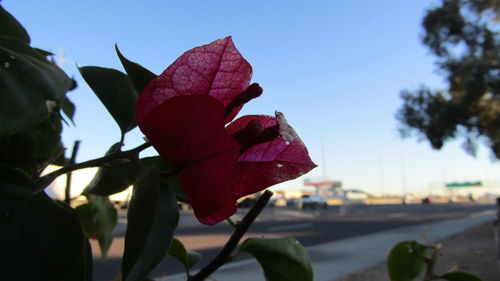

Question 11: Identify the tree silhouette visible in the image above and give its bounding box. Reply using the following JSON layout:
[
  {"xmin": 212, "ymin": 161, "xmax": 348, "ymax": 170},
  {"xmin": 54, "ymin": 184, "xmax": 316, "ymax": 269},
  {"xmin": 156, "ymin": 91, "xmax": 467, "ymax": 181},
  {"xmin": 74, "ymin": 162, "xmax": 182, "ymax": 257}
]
[{"xmin": 397, "ymin": 0, "xmax": 499, "ymax": 157}]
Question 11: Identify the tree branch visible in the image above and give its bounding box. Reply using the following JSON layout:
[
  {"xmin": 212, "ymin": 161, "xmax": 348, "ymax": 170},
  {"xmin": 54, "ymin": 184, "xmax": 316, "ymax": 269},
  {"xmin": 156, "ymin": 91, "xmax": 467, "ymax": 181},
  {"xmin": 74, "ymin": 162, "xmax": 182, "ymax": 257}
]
[
  {"xmin": 64, "ymin": 140, "xmax": 80, "ymax": 204},
  {"xmin": 33, "ymin": 142, "xmax": 151, "ymax": 194},
  {"xmin": 190, "ymin": 190, "xmax": 273, "ymax": 281}
]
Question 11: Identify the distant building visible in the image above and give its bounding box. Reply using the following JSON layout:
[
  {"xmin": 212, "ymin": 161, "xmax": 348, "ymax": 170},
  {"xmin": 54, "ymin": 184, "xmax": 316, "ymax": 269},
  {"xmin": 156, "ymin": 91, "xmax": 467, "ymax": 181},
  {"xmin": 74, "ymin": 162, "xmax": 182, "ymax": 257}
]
[{"xmin": 303, "ymin": 179, "xmax": 342, "ymax": 197}]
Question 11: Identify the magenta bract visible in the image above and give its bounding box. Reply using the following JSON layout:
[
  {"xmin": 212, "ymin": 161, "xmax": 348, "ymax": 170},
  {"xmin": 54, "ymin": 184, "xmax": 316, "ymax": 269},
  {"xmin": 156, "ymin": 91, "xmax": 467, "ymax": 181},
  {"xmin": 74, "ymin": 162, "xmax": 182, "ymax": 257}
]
[{"xmin": 136, "ymin": 37, "xmax": 316, "ymax": 225}]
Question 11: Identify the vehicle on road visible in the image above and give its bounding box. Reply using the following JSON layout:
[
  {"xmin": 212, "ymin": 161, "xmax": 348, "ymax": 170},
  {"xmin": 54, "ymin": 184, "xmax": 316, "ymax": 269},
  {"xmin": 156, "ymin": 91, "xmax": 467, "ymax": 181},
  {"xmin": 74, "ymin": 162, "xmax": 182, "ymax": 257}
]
[
  {"xmin": 421, "ymin": 196, "xmax": 434, "ymax": 204},
  {"xmin": 286, "ymin": 197, "xmax": 299, "ymax": 207},
  {"xmin": 298, "ymin": 195, "xmax": 328, "ymax": 210},
  {"xmin": 343, "ymin": 189, "xmax": 369, "ymax": 203}
]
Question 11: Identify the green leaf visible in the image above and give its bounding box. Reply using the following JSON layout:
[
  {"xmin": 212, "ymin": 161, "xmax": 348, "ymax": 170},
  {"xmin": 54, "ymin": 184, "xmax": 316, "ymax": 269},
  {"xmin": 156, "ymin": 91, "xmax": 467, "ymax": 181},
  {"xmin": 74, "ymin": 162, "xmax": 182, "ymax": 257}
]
[
  {"xmin": 168, "ymin": 238, "xmax": 202, "ymax": 272},
  {"xmin": 122, "ymin": 165, "xmax": 180, "ymax": 281},
  {"xmin": 33, "ymin": 47, "xmax": 54, "ymax": 57},
  {"xmin": 0, "ymin": 112, "xmax": 64, "ymax": 177},
  {"xmin": 0, "ymin": 36, "xmax": 72, "ymax": 137},
  {"xmin": 61, "ymin": 96, "xmax": 76, "ymax": 124},
  {"xmin": 75, "ymin": 194, "xmax": 117, "ymax": 259},
  {"xmin": 115, "ymin": 45, "xmax": 156, "ymax": 93},
  {"xmin": 0, "ymin": 192, "xmax": 91, "ymax": 281},
  {"xmin": 84, "ymin": 143, "xmax": 136, "ymax": 196},
  {"xmin": 0, "ymin": 5, "xmax": 30, "ymax": 43},
  {"xmin": 65, "ymin": 230, "xmax": 93, "ymax": 281},
  {"xmin": 85, "ymin": 159, "xmax": 136, "ymax": 196},
  {"xmin": 75, "ymin": 203, "xmax": 97, "ymax": 235},
  {"xmin": 78, "ymin": 66, "xmax": 138, "ymax": 136},
  {"xmin": 32, "ymin": 113, "xmax": 64, "ymax": 170},
  {"xmin": 142, "ymin": 156, "xmax": 189, "ymax": 204},
  {"xmin": 387, "ymin": 241, "xmax": 427, "ymax": 281},
  {"xmin": 84, "ymin": 154, "xmax": 188, "ymax": 201},
  {"xmin": 239, "ymin": 237, "xmax": 313, "ymax": 281},
  {"xmin": 0, "ymin": 163, "xmax": 35, "ymax": 200},
  {"xmin": 441, "ymin": 271, "xmax": 483, "ymax": 281},
  {"xmin": 0, "ymin": 128, "xmax": 37, "ymax": 177}
]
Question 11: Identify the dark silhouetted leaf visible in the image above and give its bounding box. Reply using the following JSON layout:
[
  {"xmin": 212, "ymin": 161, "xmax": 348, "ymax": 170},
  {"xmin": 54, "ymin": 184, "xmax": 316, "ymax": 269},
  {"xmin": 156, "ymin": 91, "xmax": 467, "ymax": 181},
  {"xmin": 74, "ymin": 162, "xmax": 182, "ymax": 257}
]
[
  {"xmin": 78, "ymin": 66, "xmax": 138, "ymax": 136},
  {"xmin": 0, "ymin": 192, "xmax": 91, "ymax": 281},
  {"xmin": 33, "ymin": 47, "xmax": 54, "ymax": 57},
  {"xmin": 387, "ymin": 241, "xmax": 427, "ymax": 281},
  {"xmin": 61, "ymin": 96, "xmax": 76, "ymax": 124},
  {"xmin": 239, "ymin": 237, "xmax": 313, "ymax": 281},
  {"xmin": 85, "ymin": 159, "xmax": 136, "ymax": 196},
  {"xmin": 33, "ymin": 113, "xmax": 64, "ymax": 171},
  {"xmin": 441, "ymin": 271, "xmax": 483, "ymax": 281},
  {"xmin": 75, "ymin": 194, "xmax": 117, "ymax": 259},
  {"xmin": 122, "ymin": 165, "xmax": 179, "ymax": 281},
  {"xmin": 0, "ymin": 5, "xmax": 30, "ymax": 43},
  {"xmin": 65, "ymin": 229, "xmax": 93, "ymax": 281},
  {"xmin": 115, "ymin": 45, "xmax": 156, "ymax": 93},
  {"xmin": 84, "ymin": 143, "xmax": 135, "ymax": 196},
  {"xmin": 0, "ymin": 128, "xmax": 37, "ymax": 177},
  {"xmin": 0, "ymin": 112, "xmax": 63, "ymax": 177},
  {"xmin": 0, "ymin": 163, "xmax": 35, "ymax": 200},
  {"xmin": 141, "ymin": 156, "xmax": 188, "ymax": 204},
  {"xmin": 168, "ymin": 238, "xmax": 201, "ymax": 272},
  {"xmin": 0, "ymin": 36, "xmax": 72, "ymax": 137}
]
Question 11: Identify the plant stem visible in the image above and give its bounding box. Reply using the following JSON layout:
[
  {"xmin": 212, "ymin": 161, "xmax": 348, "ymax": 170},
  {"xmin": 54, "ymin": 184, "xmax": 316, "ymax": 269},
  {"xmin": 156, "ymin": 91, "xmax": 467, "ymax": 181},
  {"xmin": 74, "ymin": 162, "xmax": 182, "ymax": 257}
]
[
  {"xmin": 34, "ymin": 142, "xmax": 151, "ymax": 194},
  {"xmin": 64, "ymin": 140, "xmax": 80, "ymax": 204},
  {"xmin": 190, "ymin": 190, "xmax": 273, "ymax": 281},
  {"xmin": 423, "ymin": 247, "xmax": 441, "ymax": 281}
]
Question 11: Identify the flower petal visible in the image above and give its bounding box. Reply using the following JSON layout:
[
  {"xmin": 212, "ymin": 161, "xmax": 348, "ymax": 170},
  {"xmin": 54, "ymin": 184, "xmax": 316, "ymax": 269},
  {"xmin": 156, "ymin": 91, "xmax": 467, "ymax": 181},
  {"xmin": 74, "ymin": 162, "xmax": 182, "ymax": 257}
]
[
  {"xmin": 136, "ymin": 36, "xmax": 252, "ymax": 126},
  {"xmin": 227, "ymin": 113, "xmax": 317, "ymax": 197},
  {"xmin": 139, "ymin": 95, "xmax": 241, "ymax": 225}
]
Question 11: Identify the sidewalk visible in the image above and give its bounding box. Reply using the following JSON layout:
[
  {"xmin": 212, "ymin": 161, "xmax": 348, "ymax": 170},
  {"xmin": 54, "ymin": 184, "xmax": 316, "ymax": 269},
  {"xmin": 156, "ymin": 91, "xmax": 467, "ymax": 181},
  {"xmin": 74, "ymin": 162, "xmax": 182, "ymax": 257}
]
[{"xmin": 158, "ymin": 210, "xmax": 496, "ymax": 281}]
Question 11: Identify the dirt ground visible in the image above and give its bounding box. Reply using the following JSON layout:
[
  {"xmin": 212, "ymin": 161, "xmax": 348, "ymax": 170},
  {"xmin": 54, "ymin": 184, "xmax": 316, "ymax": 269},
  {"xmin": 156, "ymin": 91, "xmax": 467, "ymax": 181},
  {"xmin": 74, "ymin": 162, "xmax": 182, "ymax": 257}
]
[{"xmin": 332, "ymin": 221, "xmax": 499, "ymax": 281}]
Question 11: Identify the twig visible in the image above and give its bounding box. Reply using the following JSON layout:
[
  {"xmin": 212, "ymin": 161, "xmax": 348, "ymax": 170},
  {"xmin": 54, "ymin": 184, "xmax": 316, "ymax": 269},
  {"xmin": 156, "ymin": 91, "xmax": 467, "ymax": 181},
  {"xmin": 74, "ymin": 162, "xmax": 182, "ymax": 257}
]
[
  {"xmin": 189, "ymin": 190, "xmax": 273, "ymax": 281},
  {"xmin": 423, "ymin": 243, "xmax": 442, "ymax": 281},
  {"xmin": 33, "ymin": 142, "xmax": 151, "ymax": 194},
  {"xmin": 64, "ymin": 140, "xmax": 80, "ymax": 204}
]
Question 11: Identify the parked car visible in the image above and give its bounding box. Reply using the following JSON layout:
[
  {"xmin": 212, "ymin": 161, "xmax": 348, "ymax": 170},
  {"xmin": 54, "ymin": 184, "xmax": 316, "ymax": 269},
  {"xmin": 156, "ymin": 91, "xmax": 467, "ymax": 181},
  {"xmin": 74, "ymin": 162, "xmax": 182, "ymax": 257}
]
[
  {"xmin": 421, "ymin": 196, "xmax": 433, "ymax": 204},
  {"xmin": 343, "ymin": 189, "xmax": 369, "ymax": 202},
  {"xmin": 286, "ymin": 197, "xmax": 299, "ymax": 207},
  {"xmin": 298, "ymin": 195, "xmax": 328, "ymax": 210}
]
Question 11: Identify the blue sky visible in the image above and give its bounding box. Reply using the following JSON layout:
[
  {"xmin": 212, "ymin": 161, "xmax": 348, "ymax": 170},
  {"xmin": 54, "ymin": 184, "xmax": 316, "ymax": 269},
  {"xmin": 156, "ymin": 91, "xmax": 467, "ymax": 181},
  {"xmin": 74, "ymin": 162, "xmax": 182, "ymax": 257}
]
[{"xmin": 4, "ymin": 0, "xmax": 500, "ymax": 195}]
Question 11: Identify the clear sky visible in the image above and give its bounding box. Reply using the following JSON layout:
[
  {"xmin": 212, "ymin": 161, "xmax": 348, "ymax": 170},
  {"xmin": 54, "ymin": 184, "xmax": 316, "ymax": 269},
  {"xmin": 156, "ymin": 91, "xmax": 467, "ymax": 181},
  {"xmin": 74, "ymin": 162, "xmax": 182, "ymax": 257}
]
[{"xmin": 4, "ymin": 0, "xmax": 500, "ymax": 195}]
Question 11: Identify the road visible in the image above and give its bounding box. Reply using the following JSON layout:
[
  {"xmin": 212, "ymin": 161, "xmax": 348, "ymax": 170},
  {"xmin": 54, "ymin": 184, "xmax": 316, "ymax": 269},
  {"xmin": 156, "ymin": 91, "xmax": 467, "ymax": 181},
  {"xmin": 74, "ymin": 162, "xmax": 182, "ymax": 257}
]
[{"xmin": 91, "ymin": 203, "xmax": 495, "ymax": 281}]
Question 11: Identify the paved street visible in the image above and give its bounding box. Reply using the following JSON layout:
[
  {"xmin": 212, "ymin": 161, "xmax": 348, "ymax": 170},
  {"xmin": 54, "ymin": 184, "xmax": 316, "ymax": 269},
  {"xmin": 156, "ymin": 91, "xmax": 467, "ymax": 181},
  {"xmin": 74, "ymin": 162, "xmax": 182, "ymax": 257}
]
[{"xmin": 91, "ymin": 203, "xmax": 495, "ymax": 281}]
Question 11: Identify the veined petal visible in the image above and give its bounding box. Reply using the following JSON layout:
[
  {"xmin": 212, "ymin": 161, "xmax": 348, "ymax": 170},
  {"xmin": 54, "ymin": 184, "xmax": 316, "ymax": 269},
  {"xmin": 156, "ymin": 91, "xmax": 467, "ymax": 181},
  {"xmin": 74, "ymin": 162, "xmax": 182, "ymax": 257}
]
[
  {"xmin": 139, "ymin": 95, "xmax": 241, "ymax": 225},
  {"xmin": 136, "ymin": 36, "xmax": 252, "ymax": 126},
  {"xmin": 228, "ymin": 113, "xmax": 317, "ymax": 198}
]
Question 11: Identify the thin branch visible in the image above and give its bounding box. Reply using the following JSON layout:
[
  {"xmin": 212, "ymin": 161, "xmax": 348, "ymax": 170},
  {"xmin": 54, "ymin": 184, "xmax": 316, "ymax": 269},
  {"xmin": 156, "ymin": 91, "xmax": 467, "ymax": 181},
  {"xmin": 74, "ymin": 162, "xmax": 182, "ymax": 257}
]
[
  {"xmin": 423, "ymin": 245, "xmax": 441, "ymax": 281},
  {"xmin": 33, "ymin": 142, "xmax": 151, "ymax": 194},
  {"xmin": 190, "ymin": 190, "xmax": 273, "ymax": 281},
  {"xmin": 64, "ymin": 140, "xmax": 81, "ymax": 204}
]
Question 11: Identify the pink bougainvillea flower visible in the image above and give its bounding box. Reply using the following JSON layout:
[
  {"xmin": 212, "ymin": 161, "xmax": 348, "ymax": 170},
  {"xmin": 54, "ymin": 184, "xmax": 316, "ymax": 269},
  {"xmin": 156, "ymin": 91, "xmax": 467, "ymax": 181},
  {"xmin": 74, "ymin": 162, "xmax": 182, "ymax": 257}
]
[{"xmin": 136, "ymin": 37, "xmax": 316, "ymax": 225}]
